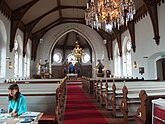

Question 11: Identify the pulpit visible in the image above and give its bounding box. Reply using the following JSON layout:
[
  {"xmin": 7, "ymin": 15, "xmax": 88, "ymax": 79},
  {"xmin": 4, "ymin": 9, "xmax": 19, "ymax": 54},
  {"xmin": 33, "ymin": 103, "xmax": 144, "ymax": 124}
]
[{"xmin": 95, "ymin": 60, "xmax": 105, "ymax": 77}]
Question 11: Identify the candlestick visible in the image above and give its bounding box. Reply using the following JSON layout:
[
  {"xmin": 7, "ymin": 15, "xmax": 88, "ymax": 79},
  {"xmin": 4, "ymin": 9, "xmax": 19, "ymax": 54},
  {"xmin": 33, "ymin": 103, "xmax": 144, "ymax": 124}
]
[{"xmin": 87, "ymin": 3, "xmax": 89, "ymax": 9}]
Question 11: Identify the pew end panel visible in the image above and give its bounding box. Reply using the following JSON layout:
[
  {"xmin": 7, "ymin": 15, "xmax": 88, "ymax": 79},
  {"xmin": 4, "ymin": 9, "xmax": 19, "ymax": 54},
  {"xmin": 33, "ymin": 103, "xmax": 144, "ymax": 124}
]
[{"xmin": 134, "ymin": 90, "xmax": 165, "ymax": 124}]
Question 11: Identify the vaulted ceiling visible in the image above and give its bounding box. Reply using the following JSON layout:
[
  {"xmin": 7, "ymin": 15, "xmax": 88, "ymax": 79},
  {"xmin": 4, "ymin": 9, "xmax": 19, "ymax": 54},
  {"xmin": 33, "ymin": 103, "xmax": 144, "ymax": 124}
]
[{"xmin": 0, "ymin": 0, "xmax": 163, "ymax": 60}]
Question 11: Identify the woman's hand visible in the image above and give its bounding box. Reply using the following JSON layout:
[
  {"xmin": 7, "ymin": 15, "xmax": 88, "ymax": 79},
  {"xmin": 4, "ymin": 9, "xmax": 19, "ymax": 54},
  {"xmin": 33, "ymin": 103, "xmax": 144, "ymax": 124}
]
[{"xmin": 10, "ymin": 111, "xmax": 17, "ymax": 116}]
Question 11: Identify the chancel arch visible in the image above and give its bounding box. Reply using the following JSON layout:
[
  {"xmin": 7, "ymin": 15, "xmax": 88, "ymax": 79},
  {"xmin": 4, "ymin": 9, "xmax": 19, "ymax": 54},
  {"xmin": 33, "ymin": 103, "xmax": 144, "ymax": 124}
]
[{"xmin": 36, "ymin": 23, "xmax": 109, "ymax": 77}]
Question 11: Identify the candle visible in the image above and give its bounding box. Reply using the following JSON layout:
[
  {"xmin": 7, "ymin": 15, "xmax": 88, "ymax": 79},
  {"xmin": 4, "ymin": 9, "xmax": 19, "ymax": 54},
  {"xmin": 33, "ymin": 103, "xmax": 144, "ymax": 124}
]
[{"xmin": 87, "ymin": 3, "xmax": 89, "ymax": 9}]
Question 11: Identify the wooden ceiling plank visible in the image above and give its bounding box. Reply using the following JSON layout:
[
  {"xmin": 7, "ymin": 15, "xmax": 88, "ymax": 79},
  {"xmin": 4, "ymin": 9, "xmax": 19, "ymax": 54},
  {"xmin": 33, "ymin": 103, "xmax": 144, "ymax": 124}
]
[
  {"xmin": 57, "ymin": 0, "xmax": 62, "ymax": 19},
  {"xmin": 0, "ymin": 0, "xmax": 3, "ymax": 8}
]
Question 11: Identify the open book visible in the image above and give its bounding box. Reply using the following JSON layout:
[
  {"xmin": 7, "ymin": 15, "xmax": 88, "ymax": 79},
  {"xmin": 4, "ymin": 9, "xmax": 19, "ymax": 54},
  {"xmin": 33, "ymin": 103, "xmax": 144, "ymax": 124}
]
[{"xmin": 18, "ymin": 111, "xmax": 41, "ymax": 123}]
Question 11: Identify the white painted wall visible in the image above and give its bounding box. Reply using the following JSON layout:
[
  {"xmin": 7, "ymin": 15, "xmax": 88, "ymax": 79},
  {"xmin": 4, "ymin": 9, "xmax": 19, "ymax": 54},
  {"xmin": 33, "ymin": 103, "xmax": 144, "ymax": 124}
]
[
  {"xmin": 117, "ymin": 3, "xmax": 165, "ymax": 80},
  {"xmin": 0, "ymin": 12, "xmax": 30, "ymax": 82},
  {"xmin": 0, "ymin": 12, "xmax": 10, "ymax": 82}
]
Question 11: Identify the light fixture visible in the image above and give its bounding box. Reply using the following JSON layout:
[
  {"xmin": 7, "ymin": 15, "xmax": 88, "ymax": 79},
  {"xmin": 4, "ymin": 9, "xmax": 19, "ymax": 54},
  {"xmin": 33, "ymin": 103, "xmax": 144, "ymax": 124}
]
[
  {"xmin": 85, "ymin": 0, "xmax": 136, "ymax": 32},
  {"xmin": 72, "ymin": 41, "xmax": 84, "ymax": 62},
  {"xmin": 6, "ymin": 57, "xmax": 13, "ymax": 69},
  {"xmin": 85, "ymin": 0, "xmax": 97, "ymax": 29},
  {"xmin": 8, "ymin": 61, "xmax": 13, "ymax": 69},
  {"xmin": 70, "ymin": 58, "xmax": 78, "ymax": 66},
  {"xmin": 133, "ymin": 61, "xmax": 137, "ymax": 68}
]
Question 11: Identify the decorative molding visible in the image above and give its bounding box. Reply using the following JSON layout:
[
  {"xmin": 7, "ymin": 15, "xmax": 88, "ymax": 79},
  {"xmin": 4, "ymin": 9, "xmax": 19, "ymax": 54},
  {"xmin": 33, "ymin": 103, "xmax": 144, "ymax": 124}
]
[
  {"xmin": 0, "ymin": 1, "xmax": 11, "ymax": 20},
  {"xmin": 134, "ymin": 5, "xmax": 148, "ymax": 23}
]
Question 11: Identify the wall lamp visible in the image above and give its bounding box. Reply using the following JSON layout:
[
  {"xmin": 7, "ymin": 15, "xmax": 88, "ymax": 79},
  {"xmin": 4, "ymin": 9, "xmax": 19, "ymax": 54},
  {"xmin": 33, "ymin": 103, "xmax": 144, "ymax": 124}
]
[
  {"xmin": 133, "ymin": 61, "xmax": 138, "ymax": 68},
  {"xmin": 6, "ymin": 57, "xmax": 13, "ymax": 69}
]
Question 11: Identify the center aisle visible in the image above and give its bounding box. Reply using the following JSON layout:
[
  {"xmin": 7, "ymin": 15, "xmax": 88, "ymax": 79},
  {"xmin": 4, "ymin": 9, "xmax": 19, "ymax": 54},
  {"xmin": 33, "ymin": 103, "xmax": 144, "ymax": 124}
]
[{"xmin": 63, "ymin": 84, "xmax": 109, "ymax": 124}]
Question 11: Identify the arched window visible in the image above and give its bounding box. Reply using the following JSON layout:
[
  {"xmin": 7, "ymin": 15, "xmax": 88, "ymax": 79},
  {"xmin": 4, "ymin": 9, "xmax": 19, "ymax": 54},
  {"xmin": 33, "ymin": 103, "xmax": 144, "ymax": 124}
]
[
  {"xmin": 26, "ymin": 40, "xmax": 31, "ymax": 77},
  {"xmin": 53, "ymin": 53, "xmax": 62, "ymax": 63},
  {"xmin": 82, "ymin": 53, "xmax": 90, "ymax": 63},
  {"xmin": 0, "ymin": 20, "xmax": 7, "ymax": 77},
  {"xmin": 14, "ymin": 40, "xmax": 19, "ymax": 77},
  {"xmin": 67, "ymin": 54, "xmax": 75, "ymax": 63},
  {"xmin": 126, "ymin": 40, "xmax": 132, "ymax": 76},
  {"xmin": 114, "ymin": 43, "xmax": 121, "ymax": 77},
  {"xmin": 24, "ymin": 55, "xmax": 27, "ymax": 77}
]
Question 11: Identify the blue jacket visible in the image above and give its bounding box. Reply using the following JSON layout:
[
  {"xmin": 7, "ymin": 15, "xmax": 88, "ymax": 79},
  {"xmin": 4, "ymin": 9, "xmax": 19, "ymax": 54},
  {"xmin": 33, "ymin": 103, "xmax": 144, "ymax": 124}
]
[{"xmin": 8, "ymin": 94, "xmax": 27, "ymax": 115}]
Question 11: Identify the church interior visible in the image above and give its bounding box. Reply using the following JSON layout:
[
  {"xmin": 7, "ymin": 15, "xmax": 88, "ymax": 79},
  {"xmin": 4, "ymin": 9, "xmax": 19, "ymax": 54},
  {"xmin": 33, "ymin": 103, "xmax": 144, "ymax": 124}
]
[{"xmin": 0, "ymin": 0, "xmax": 165, "ymax": 124}]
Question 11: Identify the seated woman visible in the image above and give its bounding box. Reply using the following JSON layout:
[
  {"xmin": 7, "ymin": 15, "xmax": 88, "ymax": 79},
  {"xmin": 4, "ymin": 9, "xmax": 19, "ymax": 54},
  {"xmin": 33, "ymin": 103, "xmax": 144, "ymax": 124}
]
[{"xmin": 8, "ymin": 83, "xmax": 27, "ymax": 116}]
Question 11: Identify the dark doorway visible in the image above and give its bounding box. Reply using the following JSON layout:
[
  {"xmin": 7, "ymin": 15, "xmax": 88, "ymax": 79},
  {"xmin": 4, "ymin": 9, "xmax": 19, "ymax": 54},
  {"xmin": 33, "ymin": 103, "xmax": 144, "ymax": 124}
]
[
  {"xmin": 163, "ymin": 60, "xmax": 165, "ymax": 80},
  {"xmin": 157, "ymin": 58, "xmax": 165, "ymax": 80}
]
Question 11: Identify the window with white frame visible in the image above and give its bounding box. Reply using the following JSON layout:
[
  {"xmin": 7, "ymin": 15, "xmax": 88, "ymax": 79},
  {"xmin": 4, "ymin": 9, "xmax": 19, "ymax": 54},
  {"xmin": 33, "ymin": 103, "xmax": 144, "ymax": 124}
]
[
  {"xmin": 114, "ymin": 43, "xmax": 121, "ymax": 77},
  {"xmin": 0, "ymin": 20, "xmax": 7, "ymax": 77},
  {"xmin": 14, "ymin": 40, "xmax": 19, "ymax": 77},
  {"xmin": 67, "ymin": 54, "xmax": 75, "ymax": 62},
  {"xmin": 26, "ymin": 40, "xmax": 31, "ymax": 77},
  {"xmin": 0, "ymin": 49, "xmax": 1, "ymax": 75},
  {"xmin": 126, "ymin": 40, "xmax": 132, "ymax": 76},
  {"xmin": 24, "ymin": 55, "xmax": 27, "ymax": 77},
  {"xmin": 53, "ymin": 53, "xmax": 62, "ymax": 63},
  {"xmin": 82, "ymin": 53, "xmax": 90, "ymax": 63}
]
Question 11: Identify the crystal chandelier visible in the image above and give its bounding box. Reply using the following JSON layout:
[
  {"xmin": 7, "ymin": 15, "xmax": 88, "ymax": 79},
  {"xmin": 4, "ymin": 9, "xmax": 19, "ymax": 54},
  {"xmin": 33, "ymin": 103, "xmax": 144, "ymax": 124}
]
[
  {"xmin": 72, "ymin": 41, "xmax": 84, "ymax": 61},
  {"xmin": 85, "ymin": 0, "xmax": 136, "ymax": 32},
  {"xmin": 85, "ymin": 0, "xmax": 97, "ymax": 29}
]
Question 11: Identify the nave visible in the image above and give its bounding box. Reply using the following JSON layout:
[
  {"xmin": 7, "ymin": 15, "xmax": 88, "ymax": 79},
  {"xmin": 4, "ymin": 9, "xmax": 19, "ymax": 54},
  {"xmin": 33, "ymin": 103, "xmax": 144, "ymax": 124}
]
[{"xmin": 63, "ymin": 82, "xmax": 122, "ymax": 124}]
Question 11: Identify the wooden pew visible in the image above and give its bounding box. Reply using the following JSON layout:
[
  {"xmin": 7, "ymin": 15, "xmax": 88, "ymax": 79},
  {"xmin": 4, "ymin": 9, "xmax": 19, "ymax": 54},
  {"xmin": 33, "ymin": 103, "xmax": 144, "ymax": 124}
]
[
  {"xmin": 0, "ymin": 78, "xmax": 67, "ymax": 124},
  {"xmin": 134, "ymin": 90, "xmax": 165, "ymax": 124},
  {"xmin": 39, "ymin": 79, "xmax": 66, "ymax": 124},
  {"xmin": 82, "ymin": 76, "xmax": 90, "ymax": 93},
  {"xmin": 103, "ymin": 81, "xmax": 114, "ymax": 110},
  {"xmin": 82, "ymin": 76, "xmax": 144, "ymax": 95},
  {"xmin": 120, "ymin": 82, "xmax": 165, "ymax": 124},
  {"xmin": 110, "ymin": 81, "xmax": 163, "ymax": 118},
  {"xmin": 16, "ymin": 79, "xmax": 63, "ymax": 83}
]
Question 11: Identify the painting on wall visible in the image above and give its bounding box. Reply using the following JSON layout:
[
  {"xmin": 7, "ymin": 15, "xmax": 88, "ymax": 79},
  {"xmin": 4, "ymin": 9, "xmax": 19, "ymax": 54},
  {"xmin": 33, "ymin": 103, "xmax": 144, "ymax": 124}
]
[{"xmin": 139, "ymin": 67, "xmax": 144, "ymax": 75}]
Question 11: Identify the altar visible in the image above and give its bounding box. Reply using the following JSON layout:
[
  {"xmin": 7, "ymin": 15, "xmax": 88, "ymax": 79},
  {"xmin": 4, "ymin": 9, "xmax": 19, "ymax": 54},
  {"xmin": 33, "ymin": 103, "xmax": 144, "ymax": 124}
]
[{"xmin": 67, "ymin": 73, "xmax": 78, "ymax": 80}]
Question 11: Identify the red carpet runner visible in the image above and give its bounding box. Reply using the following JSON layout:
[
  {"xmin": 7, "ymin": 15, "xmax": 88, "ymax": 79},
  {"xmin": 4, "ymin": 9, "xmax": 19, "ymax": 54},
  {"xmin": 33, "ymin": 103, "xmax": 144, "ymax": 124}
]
[{"xmin": 64, "ymin": 85, "xmax": 109, "ymax": 124}]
